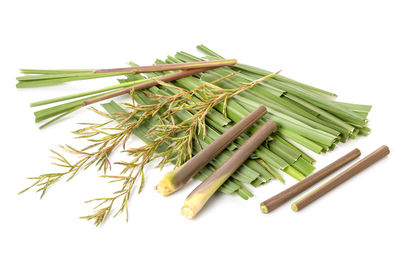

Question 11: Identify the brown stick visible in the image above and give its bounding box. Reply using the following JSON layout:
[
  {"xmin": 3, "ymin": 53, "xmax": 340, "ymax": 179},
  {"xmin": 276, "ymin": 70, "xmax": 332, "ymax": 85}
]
[
  {"xmin": 291, "ymin": 145, "xmax": 390, "ymax": 212},
  {"xmin": 83, "ymin": 67, "xmax": 215, "ymax": 106},
  {"xmin": 156, "ymin": 105, "xmax": 268, "ymax": 196},
  {"xmin": 260, "ymin": 148, "xmax": 361, "ymax": 213},
  {"xmin": 93, "ymin": 59, "xmax": 237, "ymax": 74},
  {"xmin": 182, "ymin": 120, "xmax": 277, "ymax": 219}
]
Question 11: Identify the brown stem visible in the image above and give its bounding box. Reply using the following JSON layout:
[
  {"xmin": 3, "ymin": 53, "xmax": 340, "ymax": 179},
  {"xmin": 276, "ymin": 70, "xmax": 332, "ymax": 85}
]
[
  {"xmin": 93, "ymin": 59, "xmax": 237, "ymax": 74},
  {"xmin": 156, "ymin": 105, "xmax": 268, "ymax": 196},
  {"xmin": 260, "ymin": 148, "xmax": 361, "ymax": 213},
  {"xmin": 292, "ymin": 145, "xmax": 390, "ymax": 212},
  {"xmin": 83, "ymin": 67, "xmax": 215, "ymax": 106},
  {"xmin": 182, "ymin": 120, "xmax": 277, "ymax": 219}
]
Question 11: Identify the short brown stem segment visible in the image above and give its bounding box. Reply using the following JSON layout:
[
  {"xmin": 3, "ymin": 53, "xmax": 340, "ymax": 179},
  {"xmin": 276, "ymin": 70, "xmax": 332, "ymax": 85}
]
[
  {"xmin": 83, "ymin": 67, "xmax": 215, "ymax": 106},
  {"xmin": 182, "ymin": 120, "xmax": 277, "ymax": 219},
  {"xmin": 291, "ymin": 145, "xmax": 390, "ymax": 212},
  {"xmin": 93, "ymin": 59, "xmax": 237, "ymax": 74},
  {"xmin": 156, "ymin": 105, "xmax": 268, "ymax": 196},
  {"xmin": 260, "ymin": 148, "xmax": 361, "ymax": 213}
]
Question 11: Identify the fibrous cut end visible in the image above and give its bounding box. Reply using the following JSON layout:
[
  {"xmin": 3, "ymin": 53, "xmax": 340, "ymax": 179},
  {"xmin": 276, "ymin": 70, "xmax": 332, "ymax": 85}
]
[
  {"xmin": 291, "ymin": 203, "xmax": 299, "ymax": 212},
  {"xmin": 181, "ymin": 206, "xmax": 195, "ymax": 219},
  {"xmin": 260, "ymin": 204, "xmax": 268, "ymax": 214},
  {"xmin": 155, "ymin": 171, "xmax": 180, "ymax": 196}
]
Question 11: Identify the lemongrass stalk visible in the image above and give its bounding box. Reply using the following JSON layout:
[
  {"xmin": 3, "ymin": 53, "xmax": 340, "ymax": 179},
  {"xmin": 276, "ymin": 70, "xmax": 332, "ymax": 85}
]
[
  {"xmin": 94, "ymin": 59, "xmax": 237, "ymax": 73},
  {"xmin": 16, "ymin": 72, "xmax": 130, "ymax": 88},
  {"xmin": 20, "ymin": 69, "xmax": 94, "ymax": 74},
  {"xmin": 34, "ymin": 67, "xmax": 217, "ymax": 127},
  {"xmin": 30, "ymin": 76, "xmax": 162, "ymax": 107},
  {"xmin": 182, "ymin": 120, "xmax": 276, "ymax": 219},
  {"xmin": 206, "ymin": 114, "xmax": 293, "ymax": 178},
  {"xmin": 291, "ymin": 145, "xmax": 390, "ymax": 211},
  {"xmin": 156, "ymin": 105, "xmax": 267, "ymax": 196},
  {"xmin": 261, "ymin": 148, "xmax": 361, "ymax": 213},
  {"xmin": 17, "ymin": 60, "xmax": 236, "ymax": 88}
]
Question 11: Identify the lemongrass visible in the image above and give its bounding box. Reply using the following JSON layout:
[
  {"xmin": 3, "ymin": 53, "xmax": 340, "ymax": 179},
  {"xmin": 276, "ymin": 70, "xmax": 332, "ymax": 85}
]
[
  {"xmin": 94, "ymin": 59, "xmax": 237, "ymax": 74},
  {"xmin": 30, "ymin": 76, "xmax": 165, "ymax": 107},
  {"xmin": 291, "ymin": 146, "xmax": 390, "ymax": 212},
  {"xmin": 260, "ymin": 148, "xmax": 361, "ymax": 213},
  {"xmin": 182, "ymin": 120, "xmax": 277, "ymax": 219},
  {"xmin": 156, "ymin": 105, "xmax": 267, "ymax": 196}
]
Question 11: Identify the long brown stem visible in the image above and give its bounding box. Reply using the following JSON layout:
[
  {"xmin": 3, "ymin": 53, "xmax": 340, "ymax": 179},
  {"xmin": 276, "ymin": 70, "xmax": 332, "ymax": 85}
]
[
  {"xmin": 93, "ymin": 59, "xmax": 237, "ymax": 74},
  {"xmin": 260, "ymin": 148, "xmax": 361, "ymax": 213},
  {"xmin": 83, "ymin": 67, "xmax": 215, "ymax": 106},
  {"xmin": 291, "ymin": 145, "xmax": 390, "ymax": 212}
]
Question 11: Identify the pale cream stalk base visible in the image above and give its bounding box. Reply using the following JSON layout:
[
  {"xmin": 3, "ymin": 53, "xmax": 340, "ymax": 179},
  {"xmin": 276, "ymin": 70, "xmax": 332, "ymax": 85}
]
[
  {"xmin": 155, "ymin": 167, "xmax": 182, "ymax": 196},
  {"xmin": 181, "ymin": 173, "xmax": 230, "ymax": 219}
]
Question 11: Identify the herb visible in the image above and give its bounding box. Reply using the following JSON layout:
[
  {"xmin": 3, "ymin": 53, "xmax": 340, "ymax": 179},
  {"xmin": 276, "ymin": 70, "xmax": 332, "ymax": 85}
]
[
  {"xmin": 260, "ymin": 148, "xmax": 361, "ymax": 213},
  {"xmin": 182, "ymin": 120, "xmax": 276, "ymax": 219},
  {"xmin": 291, "ymin": 145, "xmax": 390, "ymax": 212},
  {"xmin": 156, "ymin": 105, "xmax": 267, "ymax": 196},
  {"xmin": 18, "ymin": 45, "xmax": 373, "ymax": 225}
]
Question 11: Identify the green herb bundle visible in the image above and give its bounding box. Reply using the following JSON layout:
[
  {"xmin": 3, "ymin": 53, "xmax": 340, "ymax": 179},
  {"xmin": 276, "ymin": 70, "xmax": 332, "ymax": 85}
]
[{"xmin": 18, "ymin": 45, "xmax": 371, "ymax": 225}]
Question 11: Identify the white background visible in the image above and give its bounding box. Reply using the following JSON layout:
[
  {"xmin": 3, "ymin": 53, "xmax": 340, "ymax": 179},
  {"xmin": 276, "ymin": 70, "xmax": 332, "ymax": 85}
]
[{"xmin": 1, "ymin": 0, "xmax": 399, "ymax": 266}]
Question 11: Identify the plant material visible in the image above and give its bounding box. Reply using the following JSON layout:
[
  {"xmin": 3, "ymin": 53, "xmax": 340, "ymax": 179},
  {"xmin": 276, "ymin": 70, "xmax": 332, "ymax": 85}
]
[
  {"xmin": 34, "ymin": 67, "xmax": 218, "ymax": 128},
  {"xmin": 260, "ymin": 148, "xmax": 361, "ymax": 213},
  {"xmin": 291, "ymin": 145, "xmax": 390, "ymax": 212},
  {"xmin": 156, "ymin": 105, "xmax": 267, "ymax": 196},
  {"xmin": 29, "ymin": 76, "xmax": 165, "ymax": 107},
  {"xmin": 16, "ymin": 60, "xmax": 236, "ymax": 88},
  {"xmin": 94, "ymin": 59, "xmax": 237, "ymax": 73},
  {"xmin": 18, "ymin": 44, "xmax": 374, "ymax": 225},
  {"xmin": 182, "ymin": 120, "xmax": 277, "ymax": 219},
  {"xmin": 21, "ymin": 72, "xmax": 276, "ymax": 225}
]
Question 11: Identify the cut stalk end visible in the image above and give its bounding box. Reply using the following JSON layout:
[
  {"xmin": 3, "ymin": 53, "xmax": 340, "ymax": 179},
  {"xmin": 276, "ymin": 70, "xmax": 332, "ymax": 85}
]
[
  {"xmin": 155, "ymin": 170, "xmax": 181, "ymax": 196},
  {"xmin": 291, "ymin": 203, "xmax": 299, "ymax": 212},
  {"xmin": 181, "ymin": 206, "xmax": 195, "ymax": 219},
  {"xmin": 260, "ymin": 204, "xmax": 269, "ymax": 214}
]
